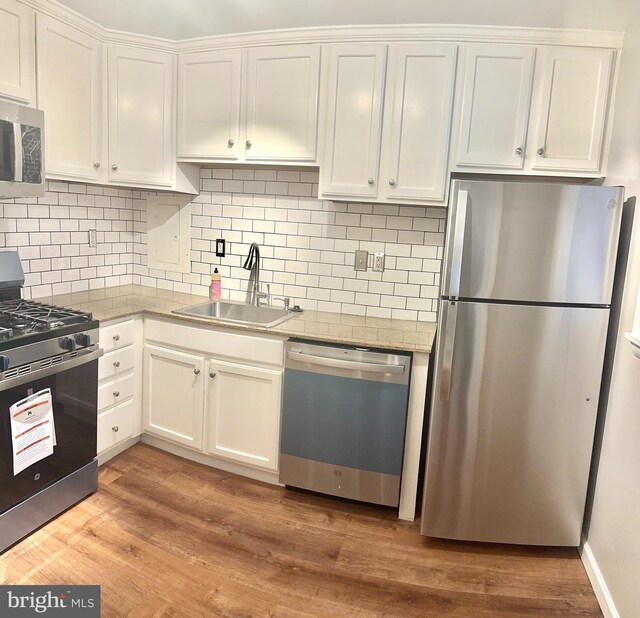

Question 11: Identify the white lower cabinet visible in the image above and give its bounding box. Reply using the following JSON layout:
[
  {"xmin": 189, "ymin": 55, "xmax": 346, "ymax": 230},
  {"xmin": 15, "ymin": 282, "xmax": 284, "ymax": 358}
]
[
  {"xmin": 97, "ymin": 317, "xmax": 143, "ymax": 462},
  {"xmin": 143, "ymin": 344, "xmax": 205, "ymax": 450},
  {"xmin": 142, "ymin": 319, "xmax": 284, "ymax": 474},
  {"xmin": 205, "ymin": 359, "xmax": 282, "ymax": 471}
]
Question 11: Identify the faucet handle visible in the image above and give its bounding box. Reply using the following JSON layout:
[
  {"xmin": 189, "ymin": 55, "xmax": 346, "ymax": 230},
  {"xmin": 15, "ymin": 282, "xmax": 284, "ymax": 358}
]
[{"xmin": 256, "ymin": 283, "xmax": 270, "ymax": 306}]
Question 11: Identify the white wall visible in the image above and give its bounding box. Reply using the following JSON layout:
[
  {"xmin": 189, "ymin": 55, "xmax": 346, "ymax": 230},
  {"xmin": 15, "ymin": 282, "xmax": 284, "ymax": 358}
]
[{"xmin": 585, "ymin": 13, "xmax": 640, "ymax": 618}]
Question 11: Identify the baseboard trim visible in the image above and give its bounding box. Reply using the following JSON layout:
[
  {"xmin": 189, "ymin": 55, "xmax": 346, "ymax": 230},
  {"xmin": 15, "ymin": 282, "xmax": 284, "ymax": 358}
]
[
  {"xmin": 98, "ymin": 435, "xmax": 141, "ymax": 466},
  {"xmin": 580, "ymin": 538, "xmax": 620, "ymax": 618}
]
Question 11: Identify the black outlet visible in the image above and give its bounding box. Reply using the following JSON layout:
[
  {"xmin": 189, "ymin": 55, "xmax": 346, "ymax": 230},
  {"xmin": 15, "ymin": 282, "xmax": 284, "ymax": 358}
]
[{"xmin": 215, "ymin": 238, "xmax": 226, "ymax": 257}]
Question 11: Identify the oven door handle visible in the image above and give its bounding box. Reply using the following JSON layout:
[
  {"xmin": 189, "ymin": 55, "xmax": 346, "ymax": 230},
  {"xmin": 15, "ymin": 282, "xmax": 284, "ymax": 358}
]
[
  {"xmin": 0, "ymin": 348, "xmax": 104, "ymax": 393},
  {"xmin": 287, "ymin": 350, "xmax": 405, "ymax": 375}
]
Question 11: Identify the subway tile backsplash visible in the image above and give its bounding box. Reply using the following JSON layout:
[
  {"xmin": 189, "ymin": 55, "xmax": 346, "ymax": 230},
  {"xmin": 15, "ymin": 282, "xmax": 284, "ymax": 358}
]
[{"xmin": 0, "ymin": 166, "xmax": 446, "ymax": 321}]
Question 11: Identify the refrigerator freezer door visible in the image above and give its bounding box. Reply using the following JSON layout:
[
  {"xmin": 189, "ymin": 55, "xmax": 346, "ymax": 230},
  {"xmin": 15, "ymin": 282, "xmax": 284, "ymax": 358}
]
[
  {"xmin": 443, "ymin": 180, "xmax": 623, "ymax": 305},
  {"xmin": 422, "ymin": 300, "xmax": 609, "ymax": 545}
]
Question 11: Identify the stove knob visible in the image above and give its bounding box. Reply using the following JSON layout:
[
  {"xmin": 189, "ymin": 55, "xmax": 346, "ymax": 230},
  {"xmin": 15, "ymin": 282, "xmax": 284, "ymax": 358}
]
[
  {"xmin": 62, "ymin": 337, "xmax": 77, "ymax": 352},
  {"xmin": 0, "ymin": 355, "xmax": 10, "ymax": 372},
  {"xmin": 75, "ymin": 333, "xmax": 92, "ymax": 347}
]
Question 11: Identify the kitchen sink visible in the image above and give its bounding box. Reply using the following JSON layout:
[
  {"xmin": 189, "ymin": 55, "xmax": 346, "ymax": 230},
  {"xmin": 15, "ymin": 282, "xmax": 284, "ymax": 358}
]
[{"xmin": 173, "ymin": 300, "xmax": 297, "ymax": 328}]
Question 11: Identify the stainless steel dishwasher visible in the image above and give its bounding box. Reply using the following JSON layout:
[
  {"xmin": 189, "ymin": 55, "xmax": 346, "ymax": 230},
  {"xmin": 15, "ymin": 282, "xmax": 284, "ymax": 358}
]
[{"xmin": 280, "ymin": 340, "xmax": 411, "ymax": 507}]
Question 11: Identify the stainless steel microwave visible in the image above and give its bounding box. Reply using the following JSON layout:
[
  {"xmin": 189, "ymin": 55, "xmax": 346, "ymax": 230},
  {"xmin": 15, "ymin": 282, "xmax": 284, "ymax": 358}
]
[{"xmin": 0, "ymin": 101, "xmax": 45, "ymax": 198}]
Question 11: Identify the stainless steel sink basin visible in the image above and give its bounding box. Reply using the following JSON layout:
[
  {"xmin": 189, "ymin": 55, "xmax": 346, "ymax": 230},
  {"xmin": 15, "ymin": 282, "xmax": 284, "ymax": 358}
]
[{"xmin": 173, "ymin": 300, "xmax": 297, "ymax": 328}]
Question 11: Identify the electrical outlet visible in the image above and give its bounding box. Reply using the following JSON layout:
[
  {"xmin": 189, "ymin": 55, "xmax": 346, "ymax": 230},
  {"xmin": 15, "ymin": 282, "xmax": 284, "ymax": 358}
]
[
  {"xmin": 354, "ymin": 249, "xmax": 368, "ymax": 271},
  {"xmin": 88, "ymin": 229, "xmax": 97, "ymax": 248},
  {"xmin": 215, "ymin": 238, "xmax": 226, "ymax": 257},
  {"xmin": 373, "ymin": 252, "xmax": 385, "ymax": 272}
]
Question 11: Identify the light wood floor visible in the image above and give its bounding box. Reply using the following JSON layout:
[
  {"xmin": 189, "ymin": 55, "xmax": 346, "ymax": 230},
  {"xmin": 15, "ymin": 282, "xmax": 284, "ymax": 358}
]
[{"xmin": 1, "ymin": 444, "xmax": 601, "ymax": 617}]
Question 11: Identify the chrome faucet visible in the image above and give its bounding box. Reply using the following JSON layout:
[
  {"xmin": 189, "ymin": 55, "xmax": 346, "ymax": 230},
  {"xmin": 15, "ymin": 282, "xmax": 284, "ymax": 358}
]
[{"xmin": 242, "ymin": 242, "xmax": 268, "ymax": 306}]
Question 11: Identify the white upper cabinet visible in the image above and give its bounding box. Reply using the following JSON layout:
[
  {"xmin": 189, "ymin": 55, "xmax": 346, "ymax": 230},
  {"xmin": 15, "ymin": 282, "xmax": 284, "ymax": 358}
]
[
  {"xmin": 456, "ymin": 43, "xmax": 536, "ymax": 170},
  {"xmin": 0, "ymin": 0, "xmax": 35, "ymax": 104},
  {"xmin": 177, "ymin": 50, "xmax": 241, "ymax": 159},
  {"xmin": 176, "ymin": 44, "xmax": 320, "ymax": 164},
  {"xmin": 205, "ymin": 359, "xmax": 282, "ymax": 471},
  {"xmin": 244, "ymin": 44, "xmax": 320, "ymax": 161},
  {"xmin": 320, "ymin": 44, "xmax": 387, "ymax": 199},
  {"xmin": 108, "ymin": 45, "xmax": 174, "ymax": 186},
  {"xmin": 380, "ymin": 43, "xmax": 457, "ymax": 203},
  {"xmin": 530, "ymin": 47, "xmax": 614, "ymax": 174},
  {"xmin": 36, "ymin": 15, "xmax": 102, "ymax": 181}
]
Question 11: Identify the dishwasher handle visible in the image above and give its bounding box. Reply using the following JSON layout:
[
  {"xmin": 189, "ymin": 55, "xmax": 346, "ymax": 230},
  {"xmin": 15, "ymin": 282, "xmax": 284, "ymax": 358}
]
[{"xmin": 287, "ymin": 350, "xmax": 405, "ymax": 375}]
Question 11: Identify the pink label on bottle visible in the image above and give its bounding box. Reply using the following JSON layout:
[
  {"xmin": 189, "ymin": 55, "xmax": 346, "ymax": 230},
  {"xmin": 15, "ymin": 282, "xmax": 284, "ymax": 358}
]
[{"xmin": 210, "ymin": 280, "xmax": 221, "ymax": 300}]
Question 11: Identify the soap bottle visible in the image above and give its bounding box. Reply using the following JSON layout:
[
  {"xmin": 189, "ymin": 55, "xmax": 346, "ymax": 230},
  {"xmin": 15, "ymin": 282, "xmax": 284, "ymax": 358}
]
[{"xmin": 210, "ymin": 269, "xmax": 221, "ymax": 300}]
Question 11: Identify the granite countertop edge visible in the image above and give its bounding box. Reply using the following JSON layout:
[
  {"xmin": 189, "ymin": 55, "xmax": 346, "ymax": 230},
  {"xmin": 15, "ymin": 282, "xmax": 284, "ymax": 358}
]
[{"xmin": 40, "ymin": 285, "xmax": 437, "ymax": 354}]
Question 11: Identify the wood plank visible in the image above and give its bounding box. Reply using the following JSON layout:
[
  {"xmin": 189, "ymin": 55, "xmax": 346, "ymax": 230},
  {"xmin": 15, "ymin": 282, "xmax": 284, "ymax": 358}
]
[{"xmin": 0, "ymin": 444, "xmax": 602, "ymax": 617}]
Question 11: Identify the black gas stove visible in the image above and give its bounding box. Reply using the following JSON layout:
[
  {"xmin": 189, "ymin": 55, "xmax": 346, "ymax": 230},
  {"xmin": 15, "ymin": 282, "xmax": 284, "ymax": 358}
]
[{"xmin": 0, "ymin": 251, "xmax": 102, "ymax": 553}]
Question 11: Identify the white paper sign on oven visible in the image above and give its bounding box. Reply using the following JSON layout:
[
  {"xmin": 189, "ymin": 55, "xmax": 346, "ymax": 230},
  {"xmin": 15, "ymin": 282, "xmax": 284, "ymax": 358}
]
[{"xmin": 10, "ymin": 388, "xmax": 56, "ymax": 476}]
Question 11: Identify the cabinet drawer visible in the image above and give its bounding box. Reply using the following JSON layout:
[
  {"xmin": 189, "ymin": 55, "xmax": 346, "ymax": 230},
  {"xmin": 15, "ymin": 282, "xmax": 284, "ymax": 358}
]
[
  {"xmin": 99, "ymin": 345, "xmax": 135, "ymax": 381},
  {"xmin": 98, "ymin": 373, "xmax": 134, "ymax": 411},
  {"xmin": 98, "ymin": 399, "xmax": 134, "ymax": 454},
  {"xmin": 100, "ymin": 320, "xmax": 135, "ymax": 353}
]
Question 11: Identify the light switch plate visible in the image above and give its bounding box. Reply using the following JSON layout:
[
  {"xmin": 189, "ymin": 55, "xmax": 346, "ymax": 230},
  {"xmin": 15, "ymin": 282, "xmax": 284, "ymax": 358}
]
[
  {"xmin": 373, "ymin": 252, "xmax": 385, "ymax": 272},
  {"xmin": 88, "ymin": 229, "xmax": 97, "ymax": 248},
  {"xmin": 354, "ymin": 249, "xmax": 368, "ymax": 271},
  {"xmin": 215, "ymin": 238, "xmax": 226, "ymax": 257}
]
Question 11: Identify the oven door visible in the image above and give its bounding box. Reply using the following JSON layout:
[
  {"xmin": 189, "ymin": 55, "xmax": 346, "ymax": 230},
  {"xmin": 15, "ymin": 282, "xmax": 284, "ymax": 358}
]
[{"xmin": 0, "ymin": 352, "xmax": 99, "ymax": 514}]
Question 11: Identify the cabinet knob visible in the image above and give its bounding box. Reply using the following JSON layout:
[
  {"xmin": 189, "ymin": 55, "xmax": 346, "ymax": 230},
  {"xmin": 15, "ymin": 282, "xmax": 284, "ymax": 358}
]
[
  {"xmin": 112, "ymin": 425, "xmax": 119, "ymax": 433},
  {"xmin": 537, "ymin": 148, "xmax": 545, "ymax": 156},
  {"xmin": 209, "ymin": 372, "xmax": 216, "ymax": 379},
  {"xmin": 389, "ymin": 179, "xmax": 396, "ymax": 186},
  {"xmin": 113, "ymin": 335, "xmax": 120, "ymax": 341},
  {"xmin": 228, "ymin": 138, "xmax": 234, "ymax": 147},
  {"xmin": 113, "ymin": 391, "xmax": 120, "ymax": 398},
  {"xmin": 367, "ymin": 178, "xmax": 374, "ymax": 186},
  {"xmin": 113, "ymin": 361, "xmax": 120, "ymax": 368},
  {"xmin": 111, "ymin": 164, "xmax": 118, "ymax": 171},
  {"xmin": 94, "ymin": 162, "xmax": 101, "ymax": 169},
  {"xmin": 246, "ymin": 140, "xmax": 252, "ymax": 149},
  {"xmin": 194, "ymin": 368, "xmax": 201, "ymax": 375},
  {"xmin": 515, "ymin": 147, "xmax": 523, "ymax": 156}
]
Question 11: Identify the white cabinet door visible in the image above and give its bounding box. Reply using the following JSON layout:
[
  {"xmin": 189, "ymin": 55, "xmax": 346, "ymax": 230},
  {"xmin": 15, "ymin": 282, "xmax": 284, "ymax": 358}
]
[
  {"xmin": 456, "ymin": 43, "xmax": 535, "ymax": 169},
  {"xmin": 0, "ymin": 0, "xmax": 34, "ymax": 104},
  {"xmin": 206, "ymin": 359, "xmax": 282, "ymax": 471},
  {"xmin": 531, "ymin": 47, "xmax": 613, "ymax": 174},
  {"xmin": 244, "ymin": 44, "xmax": 320, "ymax": 162},
  {"xmin": 108, "ymin": 45, "xmax": 174, "ymax": 186},
  {"xmin": 177, "ymin": 50, "xmax": 241, "ymax": 159},
  {"xmin": 36, "ymin": 15, "xmax": 102, "ymax": 181},
  {"xmin": 320, "ymin": 44, "xmax": 387, "ymax": 198},
  {"xmin": 381, "ymin": 43, "xmax": 457, "ymax": 203},
  {"xmin": 143, "ymin": 344, "xmax": 205, "ymax": 450}
]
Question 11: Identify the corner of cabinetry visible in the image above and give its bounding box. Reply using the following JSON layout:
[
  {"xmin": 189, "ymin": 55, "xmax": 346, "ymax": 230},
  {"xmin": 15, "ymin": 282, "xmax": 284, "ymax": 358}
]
[{"xmin": 174, "ymin": 162, "xmax": 200, "ymax": 194}]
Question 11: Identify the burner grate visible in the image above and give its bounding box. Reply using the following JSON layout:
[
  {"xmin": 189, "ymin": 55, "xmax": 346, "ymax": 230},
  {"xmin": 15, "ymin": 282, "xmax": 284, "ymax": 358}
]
[{"xmin": 0, "ymin": 299, "xmax": 93, "ymax": 331}]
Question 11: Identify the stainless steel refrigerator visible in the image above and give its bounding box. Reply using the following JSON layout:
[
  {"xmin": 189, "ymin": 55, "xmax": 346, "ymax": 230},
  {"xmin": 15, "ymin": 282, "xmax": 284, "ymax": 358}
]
[{"xmin": 421, "ymin": 179, "xmax": 624, "ymax": 546}]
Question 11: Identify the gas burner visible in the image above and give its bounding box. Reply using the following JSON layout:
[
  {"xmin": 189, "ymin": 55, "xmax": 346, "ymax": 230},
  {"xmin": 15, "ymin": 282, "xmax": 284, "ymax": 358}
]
[{"xmin": 0, "ymin": 299, "xmax": 93, "ymax": 341}]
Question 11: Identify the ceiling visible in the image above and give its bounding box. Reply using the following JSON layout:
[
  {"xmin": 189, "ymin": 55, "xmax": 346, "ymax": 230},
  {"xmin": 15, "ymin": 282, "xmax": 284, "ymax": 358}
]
[{"xmin": 55, "ymin": 0, "xmax": 640, "ymax": 40}]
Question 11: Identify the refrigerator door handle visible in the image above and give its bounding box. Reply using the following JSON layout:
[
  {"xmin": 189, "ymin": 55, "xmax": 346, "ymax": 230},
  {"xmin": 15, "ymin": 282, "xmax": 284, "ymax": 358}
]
[
  {"xmin": 439, "ymin": 301, "xmax": 458, "ymax": 401},
  {"xmin": 447, "ymin": 189, "xmax": 468, "ymax": 298}
]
